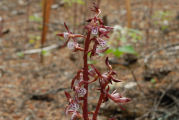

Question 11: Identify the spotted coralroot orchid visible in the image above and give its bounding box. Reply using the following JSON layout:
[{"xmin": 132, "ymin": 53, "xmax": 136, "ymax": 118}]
[
  {"xmin": 57, "ymin": 3, "xmax": 130, "ymax": 120},
  {"xmin": 64, "ymin": 92, "xmax": 82, "ymax": 120},
  {"xmin": 57, "ymin": 22, "xmax": 84, "ymax": 51},
  {"xmin": 106, "ymin": 89, "xmax": 131, "ymax": 103}
]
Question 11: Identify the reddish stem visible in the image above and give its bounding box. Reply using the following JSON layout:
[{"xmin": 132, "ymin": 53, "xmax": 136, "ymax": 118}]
[
  {"xmin": 92, "ymin": 93, "xmax": 104, "ymax": 120},
  {"xmin": 82, "ymin": 31, "xmax": 91, "ymax": 120}
]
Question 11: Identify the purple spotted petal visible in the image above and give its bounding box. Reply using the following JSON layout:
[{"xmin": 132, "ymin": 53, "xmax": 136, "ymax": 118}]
[{"xmin": 92, "ymin": 27, "xmax": 98, "ymax": 35}]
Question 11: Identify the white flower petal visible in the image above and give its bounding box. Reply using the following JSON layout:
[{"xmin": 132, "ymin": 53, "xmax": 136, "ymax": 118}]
[
  {"xmin": 63, "ymin": 32, "xmax": 69, "ymax": 39},
  {"xmin": 92, "ymin": 27, "xmax": 98, "ymax": 35},
  {"xmin": 67, "ymin": 41, "xmax": 76, "ymax": 50}
]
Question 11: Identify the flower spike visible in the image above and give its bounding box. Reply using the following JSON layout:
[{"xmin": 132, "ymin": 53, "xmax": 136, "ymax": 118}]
[{"xmin": 58, "ymin": 3, "xmax": 130, "ymax": 120}]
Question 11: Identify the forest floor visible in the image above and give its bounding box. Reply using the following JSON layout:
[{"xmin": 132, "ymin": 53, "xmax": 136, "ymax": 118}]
[{"xmin": 0, "ymin": 0, "xmax": 179, "ymax": 120}]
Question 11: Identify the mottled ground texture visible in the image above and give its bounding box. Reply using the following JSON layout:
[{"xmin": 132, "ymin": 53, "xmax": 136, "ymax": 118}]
[{"xmin": 0, "ymin": 0, "xmax": 179, "ymax": 120}]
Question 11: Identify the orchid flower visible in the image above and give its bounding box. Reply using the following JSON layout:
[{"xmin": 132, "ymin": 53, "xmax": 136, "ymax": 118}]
[{"xmin": 106, "ymin": 89, "xmax": 131, "ymax": 103}]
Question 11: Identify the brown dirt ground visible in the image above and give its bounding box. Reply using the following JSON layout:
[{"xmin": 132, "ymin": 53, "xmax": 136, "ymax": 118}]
[{"xmin": 0, "ymin": 0, "xmax": 179, "ymax": 120}]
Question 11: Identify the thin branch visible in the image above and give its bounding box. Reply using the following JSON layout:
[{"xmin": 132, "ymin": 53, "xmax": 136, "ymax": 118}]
[
  {"xmin": 144, "ymin": 42, "xmax": 179, "ymax": 64},
  {"xmin": 19, "ymin": 43, "xmax": 64, "ymax": 55},
  {"xmin": 155, "ymin": 80, "xmax": 178, "ymax": 110}
]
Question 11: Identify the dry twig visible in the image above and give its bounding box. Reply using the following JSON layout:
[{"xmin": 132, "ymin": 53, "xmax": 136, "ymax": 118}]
[{"xmin": 18, "ymin": 43, "xmax": 64, "ymax": 55}]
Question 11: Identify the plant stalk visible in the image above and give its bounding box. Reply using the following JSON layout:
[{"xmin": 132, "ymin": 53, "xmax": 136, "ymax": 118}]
[
  {"xmin": 92, "ymin": 93, "xmax": 104, "ymax": 120},
  {"xmin": 82, "ymin": 31, "xmax": 91, "ymax": 120}
]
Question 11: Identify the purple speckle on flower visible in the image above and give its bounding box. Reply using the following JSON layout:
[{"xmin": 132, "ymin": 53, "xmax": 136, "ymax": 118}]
[
  {"xmin": 69, "ymin": 103, "xmax": 79, "ymax": 111},
  {"xmin": 97, "ymin": 38, "xmax": 106, "ymax": 47},
  {"xmin": 67, "ymin": 41, "xmax": 76, "ymax": 50},
  {"xmin": 92, "ymin": 27, "xmax": 98, "ymax": 35},
  {"xmin": 77, "ymin": 88, "xmax": 86, "ymax": 97}
]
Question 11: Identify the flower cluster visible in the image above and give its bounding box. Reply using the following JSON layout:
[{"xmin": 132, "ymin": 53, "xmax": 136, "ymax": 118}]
[{"xmin": 57, "ymin": 3, "xmax": 130, "ymax": 120}]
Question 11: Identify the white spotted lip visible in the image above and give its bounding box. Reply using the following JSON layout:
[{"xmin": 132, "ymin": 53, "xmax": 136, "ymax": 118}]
[{"xmin": 91, "ymin": 27, "xmax": 98, "ymax": 35}]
